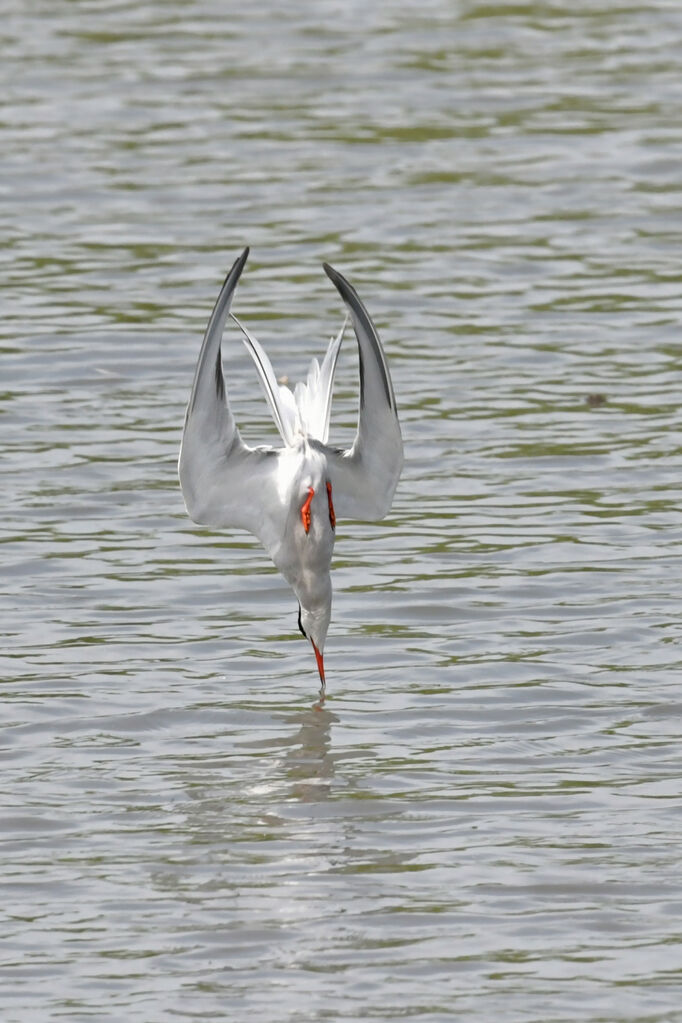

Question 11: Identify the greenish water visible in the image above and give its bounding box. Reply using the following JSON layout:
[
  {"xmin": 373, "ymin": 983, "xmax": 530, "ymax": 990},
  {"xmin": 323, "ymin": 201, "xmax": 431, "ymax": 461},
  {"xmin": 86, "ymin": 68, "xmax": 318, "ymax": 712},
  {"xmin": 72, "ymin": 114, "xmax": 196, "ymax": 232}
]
[{"xmin": 1, "ymin": 2, "xmax": 681, "ymax": 1021}]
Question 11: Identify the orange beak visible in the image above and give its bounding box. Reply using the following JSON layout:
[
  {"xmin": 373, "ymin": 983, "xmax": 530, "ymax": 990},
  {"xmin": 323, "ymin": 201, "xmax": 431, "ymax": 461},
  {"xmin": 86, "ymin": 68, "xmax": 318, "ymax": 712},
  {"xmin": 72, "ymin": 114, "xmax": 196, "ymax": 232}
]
[{"xmin": 311, "ymin": 640, "xmax": 326, "ymax": 687}]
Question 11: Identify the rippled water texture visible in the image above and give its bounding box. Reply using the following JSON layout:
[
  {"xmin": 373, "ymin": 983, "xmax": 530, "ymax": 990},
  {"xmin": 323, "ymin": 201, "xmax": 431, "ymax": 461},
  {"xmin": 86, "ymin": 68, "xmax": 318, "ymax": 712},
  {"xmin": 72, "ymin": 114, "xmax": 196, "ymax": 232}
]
[{"xmin": 2, "ymin": 2, "xmax": 681, "ymax": 1020}]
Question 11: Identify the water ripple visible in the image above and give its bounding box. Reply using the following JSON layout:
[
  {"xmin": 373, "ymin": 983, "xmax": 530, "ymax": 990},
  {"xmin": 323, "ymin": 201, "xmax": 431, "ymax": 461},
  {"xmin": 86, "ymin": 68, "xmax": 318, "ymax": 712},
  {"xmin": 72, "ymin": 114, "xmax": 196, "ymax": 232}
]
[{"xmin": 2, "ymin": 1, "xmax": 681, "ymax": 1021}]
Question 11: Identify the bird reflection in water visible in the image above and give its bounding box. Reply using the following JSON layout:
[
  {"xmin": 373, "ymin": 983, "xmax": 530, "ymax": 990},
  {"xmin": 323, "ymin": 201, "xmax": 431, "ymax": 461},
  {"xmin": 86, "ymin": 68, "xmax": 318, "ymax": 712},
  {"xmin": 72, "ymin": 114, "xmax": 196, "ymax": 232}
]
[{"xmin": 282, "ymin": 701, "xmax": 338, "ymax": 803}]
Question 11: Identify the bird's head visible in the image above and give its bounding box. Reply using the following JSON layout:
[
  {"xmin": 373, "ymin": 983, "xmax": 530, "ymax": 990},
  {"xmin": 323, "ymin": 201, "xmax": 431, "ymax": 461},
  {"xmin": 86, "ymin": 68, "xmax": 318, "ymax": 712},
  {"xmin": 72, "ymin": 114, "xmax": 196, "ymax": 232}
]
[{"xmin": 298, "ymin": 602, "xmax": 331, "ymax": 688}]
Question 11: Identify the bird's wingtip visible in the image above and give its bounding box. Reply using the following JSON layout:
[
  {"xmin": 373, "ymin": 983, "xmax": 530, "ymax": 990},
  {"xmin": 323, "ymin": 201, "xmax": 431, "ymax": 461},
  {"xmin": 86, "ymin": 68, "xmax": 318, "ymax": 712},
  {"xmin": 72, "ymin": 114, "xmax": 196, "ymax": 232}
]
[
  {"xmin": 217, "ymin": 247, "xmax": 250, "ymax": 294},
  {"xmin": 323, "ymin": 261, "xmax": 354, "ymax": 299},
  {"xmin": 323, "ymin": 261, "xmax": 364, "ymax": 311}
]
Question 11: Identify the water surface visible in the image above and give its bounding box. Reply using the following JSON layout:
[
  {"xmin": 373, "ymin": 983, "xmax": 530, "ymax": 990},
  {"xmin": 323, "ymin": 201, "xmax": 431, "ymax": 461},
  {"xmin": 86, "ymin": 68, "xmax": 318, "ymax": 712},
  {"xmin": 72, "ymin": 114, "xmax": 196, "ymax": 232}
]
[{"xmin": 2, "ymin": 2, "xmax": 681, "ymax": 1020}]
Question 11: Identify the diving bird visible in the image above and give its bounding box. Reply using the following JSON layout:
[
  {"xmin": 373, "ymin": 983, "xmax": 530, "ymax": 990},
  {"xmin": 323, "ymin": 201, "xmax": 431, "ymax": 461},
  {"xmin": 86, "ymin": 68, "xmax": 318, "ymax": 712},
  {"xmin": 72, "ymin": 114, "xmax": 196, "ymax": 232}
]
[{"xmin": 178, "ymin": 249, "xmax": 402, "ymax": 689}]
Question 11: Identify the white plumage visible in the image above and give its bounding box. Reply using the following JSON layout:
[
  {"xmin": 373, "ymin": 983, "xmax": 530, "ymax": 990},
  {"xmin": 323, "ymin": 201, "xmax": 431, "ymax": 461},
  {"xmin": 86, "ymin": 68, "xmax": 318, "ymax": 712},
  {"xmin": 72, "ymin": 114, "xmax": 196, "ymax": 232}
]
[{"xmin": 179, "ymin": 248, "xmax": 403, "ymax": 689}]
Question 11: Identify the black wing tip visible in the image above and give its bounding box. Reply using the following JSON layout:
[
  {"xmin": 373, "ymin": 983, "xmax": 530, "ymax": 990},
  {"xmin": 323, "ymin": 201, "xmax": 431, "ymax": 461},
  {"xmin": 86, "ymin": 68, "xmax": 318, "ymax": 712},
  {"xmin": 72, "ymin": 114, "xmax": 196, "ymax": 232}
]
[
  {"xmin": 214, "ymin": 247, "xmax": 250, "ymax": 294},
  {"xmin": 216, "ymin": 247, "xmax": 250, "ymax": 297},
  {"xmin": 323, "ymin": 260, "xmax": 396, "ymax": 413},
  {"xmin": 233, "ymin": 246, "xmax": 250, "ymax": 274},
  {"xmin": 323, "ymin": 261, "xmax": 359, "ymax": 305},
  {"xmin": 323, "ymin": 260, "xmax": 348, "ymax": 289}
]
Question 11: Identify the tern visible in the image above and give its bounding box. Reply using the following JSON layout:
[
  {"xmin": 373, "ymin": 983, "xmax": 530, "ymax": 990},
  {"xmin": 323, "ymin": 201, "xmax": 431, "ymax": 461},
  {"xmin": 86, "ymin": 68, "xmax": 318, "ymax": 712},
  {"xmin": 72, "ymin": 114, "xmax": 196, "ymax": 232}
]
[{"xmin": 178, "ymin": 249, "xmax": 402, "ymax": 690}]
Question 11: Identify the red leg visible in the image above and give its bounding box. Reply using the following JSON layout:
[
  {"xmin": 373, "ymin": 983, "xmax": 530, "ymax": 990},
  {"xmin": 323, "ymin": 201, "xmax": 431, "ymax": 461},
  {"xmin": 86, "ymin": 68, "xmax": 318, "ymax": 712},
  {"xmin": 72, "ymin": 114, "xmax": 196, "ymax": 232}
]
[
  {"xmin": 326, "ymin": 481, "xmax": 336, "ymax": 530},
  {"xmin": 301, "ymin": 486, "xmax": 314, "ymax": 533}
]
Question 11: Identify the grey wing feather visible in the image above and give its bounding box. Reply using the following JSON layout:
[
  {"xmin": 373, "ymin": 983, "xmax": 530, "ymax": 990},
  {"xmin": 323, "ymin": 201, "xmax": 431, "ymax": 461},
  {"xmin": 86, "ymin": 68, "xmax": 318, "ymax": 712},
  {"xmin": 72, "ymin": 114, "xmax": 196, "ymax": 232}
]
[
  {"xmin": 178, "ymin": 248, "xmax": 284, "ymax": 546},
  {"xmin": 322, "ymin": 264, "xmax": 403, "ymax": 520}
]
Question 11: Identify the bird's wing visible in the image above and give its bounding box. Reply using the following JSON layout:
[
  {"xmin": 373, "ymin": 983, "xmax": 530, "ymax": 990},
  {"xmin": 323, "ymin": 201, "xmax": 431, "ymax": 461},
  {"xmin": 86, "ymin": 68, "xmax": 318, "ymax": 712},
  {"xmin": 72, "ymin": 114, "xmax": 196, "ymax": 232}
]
[
  {"xmin": 178, "ymin": 248, "xmax": 285, "ymax": 547},
  {"xmin": 321, "ymin": 264, "xmax": 403, "ymax": 520}
]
